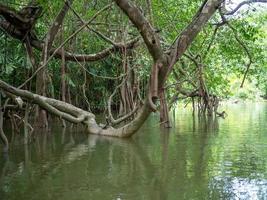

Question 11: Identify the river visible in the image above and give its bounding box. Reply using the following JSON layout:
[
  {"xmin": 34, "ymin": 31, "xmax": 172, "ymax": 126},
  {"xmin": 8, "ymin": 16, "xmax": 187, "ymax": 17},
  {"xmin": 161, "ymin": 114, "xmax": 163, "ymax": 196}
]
[{"xmin": 1, "ymin": 102, "xmax": 267, "ymax": 199}]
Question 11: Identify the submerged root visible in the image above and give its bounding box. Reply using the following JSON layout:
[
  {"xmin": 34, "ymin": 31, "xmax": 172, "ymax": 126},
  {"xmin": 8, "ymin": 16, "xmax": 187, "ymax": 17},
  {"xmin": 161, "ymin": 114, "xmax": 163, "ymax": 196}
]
[{"xmin": 0, "ymin": 79, "xmax": 152, "ymax": 138}]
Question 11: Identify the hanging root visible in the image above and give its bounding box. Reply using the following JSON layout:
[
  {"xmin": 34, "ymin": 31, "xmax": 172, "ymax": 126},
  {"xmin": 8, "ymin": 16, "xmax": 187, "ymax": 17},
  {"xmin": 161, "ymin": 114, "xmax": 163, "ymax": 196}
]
[
  {"xmin": 148, "ymin": 62, "xmax": 160, "ymax": 111},
  {"xmin": 108, "ymin": 84, "xmax": 139, "ymax": 126},
  {"xmin": 0, "ymin": 110, "xmax": 8, "ymax": 152},
  {"xmin": 148, "ymin": 92, "xmax": 157, "ymax": 112}
]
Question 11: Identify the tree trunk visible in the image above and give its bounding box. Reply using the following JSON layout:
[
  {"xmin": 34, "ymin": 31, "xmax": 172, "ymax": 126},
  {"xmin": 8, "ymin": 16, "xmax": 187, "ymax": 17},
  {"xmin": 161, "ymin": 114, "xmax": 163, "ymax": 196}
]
[
  {"xmin": 0, "ymin": 94, "xmax": 8, "ymax": 152},
  {"xmin": 159, "ymin": 88, "xmax": 171, "ymax": 128},
  {"xmin": 35, "ymin": 65, "xmax": 48, "ymax": 128}
]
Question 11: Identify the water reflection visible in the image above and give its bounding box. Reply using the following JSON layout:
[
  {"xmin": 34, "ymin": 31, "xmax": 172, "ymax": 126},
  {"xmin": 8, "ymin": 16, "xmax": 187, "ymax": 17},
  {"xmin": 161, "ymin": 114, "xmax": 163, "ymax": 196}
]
[
  {"xmin": 1, "ymin": 102, "xmax": 267, "ymax": 199},
  {"xmin": 210, "ymin": 177, "xmax": 267, "ymax": 199}
]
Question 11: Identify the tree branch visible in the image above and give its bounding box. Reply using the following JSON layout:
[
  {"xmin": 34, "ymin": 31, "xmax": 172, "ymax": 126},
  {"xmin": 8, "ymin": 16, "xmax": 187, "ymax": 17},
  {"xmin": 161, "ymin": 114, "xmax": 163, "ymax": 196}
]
[
  {"xmin": 0, "ymin": 2, "xmax": 138, "ymax": 63},
  {"xmin": 42, "ymin": 0, "xmax": 73, "ymax": 62},
  {"xmin": 166, "ymin": 0, "xmax": 224, "ymax": 77},
  {"xmin": 224, "ymin": 0, "xmax": 267, "ymax": 15},
  {"xmin": 114, "ymin": 0, "xmax": 163, "ymax": 61}
]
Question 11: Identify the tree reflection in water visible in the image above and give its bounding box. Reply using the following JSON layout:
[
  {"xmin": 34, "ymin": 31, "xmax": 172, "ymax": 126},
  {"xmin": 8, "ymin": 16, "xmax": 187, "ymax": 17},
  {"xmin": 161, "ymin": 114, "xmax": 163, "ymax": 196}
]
[{"xmin": 1, "ymin": 103, "xmax": 267, "ymax": 199}]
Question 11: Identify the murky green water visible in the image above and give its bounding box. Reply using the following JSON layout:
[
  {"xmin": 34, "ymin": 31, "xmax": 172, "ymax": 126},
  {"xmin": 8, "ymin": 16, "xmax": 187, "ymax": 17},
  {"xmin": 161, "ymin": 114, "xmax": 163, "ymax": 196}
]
[{"xmin": 1, "ymin": 102, "xmax": 267, "ymax": 200}]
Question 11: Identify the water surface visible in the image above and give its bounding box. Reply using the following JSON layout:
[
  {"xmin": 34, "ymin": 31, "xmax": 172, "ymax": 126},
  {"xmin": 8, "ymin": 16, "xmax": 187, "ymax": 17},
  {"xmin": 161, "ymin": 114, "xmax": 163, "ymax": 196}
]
[{"xmin": 1, "ymin": 102, "xmax": 267, "ymax": 200}]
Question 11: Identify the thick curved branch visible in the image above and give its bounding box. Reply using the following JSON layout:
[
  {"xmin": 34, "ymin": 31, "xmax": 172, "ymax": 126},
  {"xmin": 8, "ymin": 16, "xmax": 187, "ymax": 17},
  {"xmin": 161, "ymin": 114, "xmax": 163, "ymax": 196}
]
[
  {"xmin": 0, "ymin": 80, "xmax": 93, "ymax": 124},
  {"xmin": 52, "ymin": 37, "xmax": 139, "ymax": 62},
  {"xmin": 114, "ymin": 0, "xmax": 163, "ymax": 61},
  {"xmin": 0, "ymin": 3, "xmax": 42, "ymax": 30},
  {"xmin": 0, "ymin": 18, "xmax": 139, "ymax": 63},
  {"xmin": 0, "ymin": 2, "xmax": 138, "ymax": 63},
  {"xmin": 0, "ymin": 3, "xmax": 30, "ymax": 24},
  {"xmin": 224, "ymin": 0, "xmax": 267, "ymax": 15},
  {"xmin": 0, "ymin": 79, "xmax": 152, "ymax": 137}
]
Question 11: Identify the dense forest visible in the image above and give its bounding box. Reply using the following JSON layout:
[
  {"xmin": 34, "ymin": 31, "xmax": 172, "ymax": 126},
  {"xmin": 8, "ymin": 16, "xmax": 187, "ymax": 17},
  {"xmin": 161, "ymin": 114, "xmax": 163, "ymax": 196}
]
[{"xmin": 0, "ymin": 0, "xmax": 267, "ymax": 152}]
